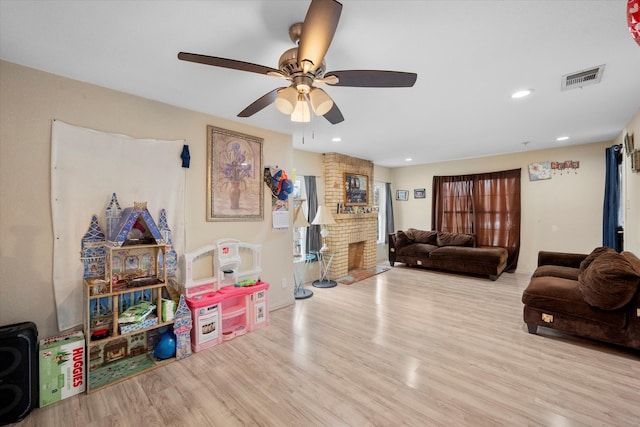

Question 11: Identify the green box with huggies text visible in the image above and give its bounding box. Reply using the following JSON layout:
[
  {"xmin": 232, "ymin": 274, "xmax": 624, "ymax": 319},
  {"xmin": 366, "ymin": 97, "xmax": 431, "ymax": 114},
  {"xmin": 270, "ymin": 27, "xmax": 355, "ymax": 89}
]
[{"xmin": 39, "ymin": 331, "xmax": 85, "ymax": 407}]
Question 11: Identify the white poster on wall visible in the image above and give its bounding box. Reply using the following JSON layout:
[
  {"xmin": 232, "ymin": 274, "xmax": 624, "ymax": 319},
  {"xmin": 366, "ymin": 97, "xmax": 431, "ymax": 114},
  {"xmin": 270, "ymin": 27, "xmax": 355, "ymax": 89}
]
[{"xmin": 51, "ymin": 120, "xmax": 186, "ymax": 331}]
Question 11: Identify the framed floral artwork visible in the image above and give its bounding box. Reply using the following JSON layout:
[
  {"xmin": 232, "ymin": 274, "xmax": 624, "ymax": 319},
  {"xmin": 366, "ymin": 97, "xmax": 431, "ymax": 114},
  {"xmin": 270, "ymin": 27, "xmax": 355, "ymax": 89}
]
[
  {"xmin": 528, "ymin": 162, "xmax": 552, "ymax": 181},
  {"xmin": 206, "ymin": 126, "xmax": 263, "ymax": 221},
  {"xmin": 396, "ymin": 190, "xmax": 409, "ymax": 201}
]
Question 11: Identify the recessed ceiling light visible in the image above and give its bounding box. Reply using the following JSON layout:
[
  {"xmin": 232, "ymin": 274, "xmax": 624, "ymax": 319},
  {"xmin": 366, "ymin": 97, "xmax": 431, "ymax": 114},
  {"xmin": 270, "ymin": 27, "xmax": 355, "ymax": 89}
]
[
  {"xmin": 405, "ymin": 158, "xmax": 413, "ymax": 162},
  {"xmin": 511, "ymin": 89, "xmax": 533, "ymax": 99},
  {"xmin": 556, "ymin": 136, "xmax": 570, "ymax": 141},
  {"xmin": 331, "ymin": 137, "xmax": 341, "ymax": 142}
]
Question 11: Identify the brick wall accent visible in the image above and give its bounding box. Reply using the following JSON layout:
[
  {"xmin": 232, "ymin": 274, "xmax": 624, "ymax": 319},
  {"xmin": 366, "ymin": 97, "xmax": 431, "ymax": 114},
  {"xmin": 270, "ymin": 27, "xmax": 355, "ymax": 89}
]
[{"xmin": 321, "ymin": 153, "xmax": 377, "ymax": 279}]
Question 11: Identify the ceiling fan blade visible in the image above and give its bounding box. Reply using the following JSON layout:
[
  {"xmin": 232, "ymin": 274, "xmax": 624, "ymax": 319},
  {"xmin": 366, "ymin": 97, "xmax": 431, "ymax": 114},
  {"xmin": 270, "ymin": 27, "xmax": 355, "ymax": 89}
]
[
  {"xmin": 297, "ymin": 0, "xmax": 343, "ymax": 73},
  {"xmin": 238, "ymin": 88, "xmax": 284, "ymax": 117},
  {"xmin": 324, "ymin": 70, "xmax": 417, "ymax": 87},
  {"xmin": 323, "ymin": 102, "xmax": 344, "ymax": 124},
  {"xmin": 178, "ymin": 52, "xmax": 280, "ymax": 76}
]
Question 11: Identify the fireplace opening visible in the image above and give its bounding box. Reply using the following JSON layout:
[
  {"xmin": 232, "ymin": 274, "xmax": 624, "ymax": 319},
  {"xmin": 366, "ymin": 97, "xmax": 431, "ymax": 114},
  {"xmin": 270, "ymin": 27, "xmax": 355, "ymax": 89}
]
[{"xmin": 348, "ymin": 241, "xmax": 365, "ymax": 271}]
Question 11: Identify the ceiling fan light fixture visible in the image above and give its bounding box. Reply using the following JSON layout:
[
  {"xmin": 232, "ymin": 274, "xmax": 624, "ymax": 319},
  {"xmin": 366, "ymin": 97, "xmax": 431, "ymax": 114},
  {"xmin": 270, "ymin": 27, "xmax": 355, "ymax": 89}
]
[
  {"xmin": 291, "ymin": 94, "xmax": 311, "ymax": 122},
  {"xmin": 309, "ymin": 87, "xmax": 333, "ymax": 116},
  {"xmin": 275, "ymin": 86, "xmax": 298, "ymax": 114}
]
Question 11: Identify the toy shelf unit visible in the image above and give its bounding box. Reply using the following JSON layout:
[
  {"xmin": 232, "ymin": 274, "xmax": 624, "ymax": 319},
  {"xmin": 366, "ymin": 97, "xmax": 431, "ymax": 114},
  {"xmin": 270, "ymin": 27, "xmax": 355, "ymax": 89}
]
[{"xmin": 84, "ymin": 243, "xmax": 174, "ymax": 392}]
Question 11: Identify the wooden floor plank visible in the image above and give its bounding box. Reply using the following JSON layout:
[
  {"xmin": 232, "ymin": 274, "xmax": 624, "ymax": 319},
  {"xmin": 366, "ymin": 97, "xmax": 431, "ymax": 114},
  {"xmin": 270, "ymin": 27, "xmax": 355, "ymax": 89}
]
[{"xmin": 14, "ymin": 266, "xmax": 639, "ymax": 426}]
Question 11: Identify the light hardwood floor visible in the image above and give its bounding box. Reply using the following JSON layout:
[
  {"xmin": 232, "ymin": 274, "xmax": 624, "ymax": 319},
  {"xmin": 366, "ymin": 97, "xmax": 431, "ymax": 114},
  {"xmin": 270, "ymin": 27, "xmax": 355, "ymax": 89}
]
[{"xmin": 15, "ymin": 266, "xmax": 639, "ymax": 427}]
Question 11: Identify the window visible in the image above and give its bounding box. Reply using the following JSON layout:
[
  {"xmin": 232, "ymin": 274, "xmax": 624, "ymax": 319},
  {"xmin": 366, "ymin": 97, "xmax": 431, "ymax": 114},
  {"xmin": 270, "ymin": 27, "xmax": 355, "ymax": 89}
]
[
  {"xmin": 432, "ymin": 169, "xmax": 521, "ymax": 271},
  {"xmin": 293, "ymin": 179, "xmax": 308, "ymax": 256}
]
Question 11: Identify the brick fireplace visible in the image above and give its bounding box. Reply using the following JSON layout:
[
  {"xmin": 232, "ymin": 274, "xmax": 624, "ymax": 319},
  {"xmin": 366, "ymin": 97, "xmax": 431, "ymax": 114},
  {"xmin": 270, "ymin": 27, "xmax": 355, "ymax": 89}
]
[{"xmin": 322, "ymin": 153, "xmax": 378, "ymax": 279}]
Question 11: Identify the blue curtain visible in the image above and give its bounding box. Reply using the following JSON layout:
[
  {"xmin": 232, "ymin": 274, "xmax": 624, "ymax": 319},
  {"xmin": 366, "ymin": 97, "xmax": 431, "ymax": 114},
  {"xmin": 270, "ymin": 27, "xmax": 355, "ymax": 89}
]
[{"xmin": 603, "ymin": 144, "xmax": 622, "ymax": 251}]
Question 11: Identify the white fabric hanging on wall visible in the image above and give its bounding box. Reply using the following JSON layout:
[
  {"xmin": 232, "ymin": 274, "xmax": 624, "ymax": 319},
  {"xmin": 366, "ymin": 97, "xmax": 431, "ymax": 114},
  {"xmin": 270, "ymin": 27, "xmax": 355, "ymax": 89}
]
[{"xmin": 51, "ymin": 120, "xmax": 186, "ymax": 331}]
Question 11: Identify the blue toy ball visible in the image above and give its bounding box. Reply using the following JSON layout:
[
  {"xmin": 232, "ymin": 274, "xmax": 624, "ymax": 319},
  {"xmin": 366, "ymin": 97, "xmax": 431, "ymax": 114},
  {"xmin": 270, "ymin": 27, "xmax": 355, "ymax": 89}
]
[{"xmin": 154, "ymin": 330, "xmax": 176, "ymax": 360}]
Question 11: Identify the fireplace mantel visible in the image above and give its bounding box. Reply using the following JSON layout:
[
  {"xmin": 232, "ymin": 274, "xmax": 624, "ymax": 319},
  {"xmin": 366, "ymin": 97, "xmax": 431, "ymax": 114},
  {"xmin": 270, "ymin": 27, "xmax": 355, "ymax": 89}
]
[{"xmin": 335, "ymin": 213, "xmax": 378, "ymax": 221}]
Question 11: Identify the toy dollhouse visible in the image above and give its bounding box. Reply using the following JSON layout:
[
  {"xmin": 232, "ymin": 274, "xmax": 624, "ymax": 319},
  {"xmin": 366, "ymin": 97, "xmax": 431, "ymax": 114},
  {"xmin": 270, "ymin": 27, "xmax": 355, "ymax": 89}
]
[{"xmin": 81, "ymin": 193, "xmax": 179, "ymax": 392}]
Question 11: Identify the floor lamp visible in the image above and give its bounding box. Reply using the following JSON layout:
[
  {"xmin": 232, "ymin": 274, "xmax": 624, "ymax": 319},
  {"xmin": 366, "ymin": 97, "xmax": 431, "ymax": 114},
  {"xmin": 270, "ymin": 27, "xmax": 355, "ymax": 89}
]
[
  {"xmin": 311, "ymin": 206, "xmax": 337, "ymax": 288},
  {"xmin": 293, "ymin": 205, "xmax": 313, "ymax": 299}
]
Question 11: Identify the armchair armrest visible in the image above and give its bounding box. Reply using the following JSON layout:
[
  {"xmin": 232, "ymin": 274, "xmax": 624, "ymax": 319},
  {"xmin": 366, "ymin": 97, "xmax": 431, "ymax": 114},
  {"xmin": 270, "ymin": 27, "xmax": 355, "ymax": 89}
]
[{"xmin": 537, "ymin": 251, "xmax": 587, "ymax": 268}]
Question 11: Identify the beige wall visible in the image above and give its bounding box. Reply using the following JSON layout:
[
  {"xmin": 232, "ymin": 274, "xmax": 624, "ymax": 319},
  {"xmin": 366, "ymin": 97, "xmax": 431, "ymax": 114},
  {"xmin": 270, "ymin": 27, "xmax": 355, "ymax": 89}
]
[
  {"xmin": 389, "ymin": 138, "xmax": 640, "ymax": 274},
  {"xmin": 0, "ymin": 60, "xmax": 295, "ymax": 338}
]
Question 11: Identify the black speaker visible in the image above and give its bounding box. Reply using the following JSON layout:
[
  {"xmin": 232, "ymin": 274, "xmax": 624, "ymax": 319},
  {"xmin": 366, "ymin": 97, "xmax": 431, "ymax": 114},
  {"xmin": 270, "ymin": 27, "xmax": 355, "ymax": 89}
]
[{"xmin": 0, "ymin": 322, "xmax": 38, "ymax": 426}]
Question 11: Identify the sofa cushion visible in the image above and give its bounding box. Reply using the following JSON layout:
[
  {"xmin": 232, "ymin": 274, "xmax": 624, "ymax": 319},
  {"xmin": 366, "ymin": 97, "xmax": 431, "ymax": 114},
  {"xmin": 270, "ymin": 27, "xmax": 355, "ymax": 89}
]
[
  {"xmin": 395, "ymin": 230, "xmax": 413, "ymax": 249},
  {"xmin": 621, "ymin": 251, "xmax": 640, "ymax": 275},
  {"xmin": 429, "ymin": 245, "xmax": 507, "ymax": 264},
  {"xmin": 522, "ymin": 276, "xmax": 627, "ymax": 329},
  {"xmin": 532, "ymin": 265, "xmax": 580, "ymax": 281},
  {"xmin": 579, "ymin": 246, "xmax": 616, "ymax": 272},
  {"xmin": 436, "ymin": 232, "xmax": 475, "ymax": 247},
  {"xmin": 397, "ymin": 243, "xmax": 438, "ymax": 257},
  {"xmin": 578, "ymin": 251, "xmax": 640, "ymax": 310},
  {"xmin": 407, "ymin": 228, "xmax": 438, "ymax": 245}
]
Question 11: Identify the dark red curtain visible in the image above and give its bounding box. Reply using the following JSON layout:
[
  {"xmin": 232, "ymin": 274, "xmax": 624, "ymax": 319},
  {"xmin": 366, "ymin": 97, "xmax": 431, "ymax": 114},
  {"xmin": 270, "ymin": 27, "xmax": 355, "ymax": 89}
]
[{"xmin": 432, "ymin": 169, "xmax": 521, "ymax": 272}]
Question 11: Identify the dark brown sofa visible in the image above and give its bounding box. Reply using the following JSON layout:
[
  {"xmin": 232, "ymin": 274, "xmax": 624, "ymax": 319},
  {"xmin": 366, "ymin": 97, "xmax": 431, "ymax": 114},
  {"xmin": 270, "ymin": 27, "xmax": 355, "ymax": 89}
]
[
  {"xmin": 522, "ymin": 248, "xmax": 640, "ymax": 349},
  {"xmin": 389, "ymin": 228, "xmax": 508, "ymax": 280}
]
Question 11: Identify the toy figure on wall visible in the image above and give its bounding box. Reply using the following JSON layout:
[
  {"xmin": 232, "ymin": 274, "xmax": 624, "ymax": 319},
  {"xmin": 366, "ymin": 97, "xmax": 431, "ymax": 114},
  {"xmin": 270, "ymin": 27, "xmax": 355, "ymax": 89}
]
[{"xmin": 264, "ymin": 166, "xmax": 293, "ymax": 229}]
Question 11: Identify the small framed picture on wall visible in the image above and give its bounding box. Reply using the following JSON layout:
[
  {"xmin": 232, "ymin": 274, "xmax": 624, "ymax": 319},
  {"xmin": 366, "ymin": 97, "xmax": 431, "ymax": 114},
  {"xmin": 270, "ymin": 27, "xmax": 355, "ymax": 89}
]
[
  {"xmin": 414, "ymin": 188, "xmax": 426, "ymax": 199},
  {"xmin": 396, "ymin": 190, "xmax": 409, "ymax": 201}
]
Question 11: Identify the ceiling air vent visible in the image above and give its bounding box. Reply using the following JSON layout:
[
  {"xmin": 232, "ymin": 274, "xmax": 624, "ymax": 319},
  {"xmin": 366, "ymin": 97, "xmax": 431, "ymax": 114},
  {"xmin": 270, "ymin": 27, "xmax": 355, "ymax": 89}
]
[{"xmin": 561, "ymin": 65, "xmax": 605, "ymax": 91}]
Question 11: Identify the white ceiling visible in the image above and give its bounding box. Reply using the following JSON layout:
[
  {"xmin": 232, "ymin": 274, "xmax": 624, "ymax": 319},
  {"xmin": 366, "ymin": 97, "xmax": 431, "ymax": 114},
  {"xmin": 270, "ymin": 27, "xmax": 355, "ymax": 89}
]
[{"xmin": 1, "ymin": 0, "xmax": 639, "ymax": 167}]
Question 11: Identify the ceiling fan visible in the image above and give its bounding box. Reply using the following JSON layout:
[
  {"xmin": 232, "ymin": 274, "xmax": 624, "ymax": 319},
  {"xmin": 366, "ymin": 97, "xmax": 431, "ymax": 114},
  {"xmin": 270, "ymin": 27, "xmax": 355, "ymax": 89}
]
[{"xmin": 178, "ymin": 0, "xmax": 417, "ymax": 124}]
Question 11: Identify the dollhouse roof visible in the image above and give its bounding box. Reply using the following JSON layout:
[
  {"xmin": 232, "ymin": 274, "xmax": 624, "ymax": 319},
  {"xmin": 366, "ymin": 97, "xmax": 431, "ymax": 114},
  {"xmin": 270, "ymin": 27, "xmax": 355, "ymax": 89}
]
[
  {"xmin": 106, "ymin": 193, "xmax": 121, "ymax": 218},
  {"xmin": 157, "ymin": 209, "xmax": 173, "ymax": 244},
  {"xmin": 83, "ymin": 215, "xmax": 105, "ymax": 243},
  {"xmin": 107, "ymin": 202, "xmax": 166, "ymax": 246}
]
